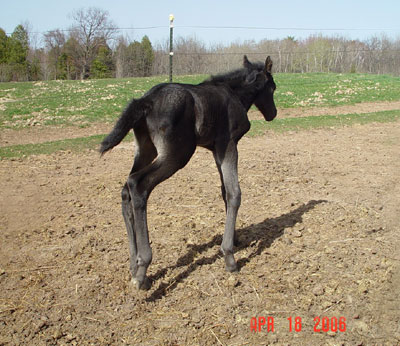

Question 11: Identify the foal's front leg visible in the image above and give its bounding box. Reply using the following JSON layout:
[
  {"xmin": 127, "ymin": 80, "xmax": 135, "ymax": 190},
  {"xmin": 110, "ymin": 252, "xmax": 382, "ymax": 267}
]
[{"xmin": 214, "ymin": 141, "xmax": 241, "ymax": 272}]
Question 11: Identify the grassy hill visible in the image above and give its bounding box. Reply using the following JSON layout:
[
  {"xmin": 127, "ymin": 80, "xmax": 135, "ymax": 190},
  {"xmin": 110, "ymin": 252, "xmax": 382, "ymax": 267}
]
[{"xmin": 1, "ymin": 73, "xmax": 400, "ymax": 129}]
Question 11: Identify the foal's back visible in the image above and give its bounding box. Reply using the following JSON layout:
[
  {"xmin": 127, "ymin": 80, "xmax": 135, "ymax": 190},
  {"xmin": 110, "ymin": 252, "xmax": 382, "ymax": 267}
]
[{"xmin": 143, "ymin": 82, "xmax": 249, "ymax": 148}]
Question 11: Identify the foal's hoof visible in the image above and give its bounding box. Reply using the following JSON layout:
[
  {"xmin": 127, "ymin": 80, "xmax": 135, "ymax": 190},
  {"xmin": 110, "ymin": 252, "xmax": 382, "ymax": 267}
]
[
  {"xmin": 226, "ymin": 262, "xmax": 238, "ymax": 272},
  {"xmin": 225, "ymin": 255, "xmax": 238, "ymax": 272},
  {"xmin": 131, "ymin": 277, "xmax": 151, "ymax": 290}
]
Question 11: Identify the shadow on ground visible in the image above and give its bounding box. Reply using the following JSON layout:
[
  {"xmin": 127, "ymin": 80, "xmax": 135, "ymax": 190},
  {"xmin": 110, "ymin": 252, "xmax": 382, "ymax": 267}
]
[{"xmin": 145, "ymin": 199, "xmax": 327, "ymax": 302}]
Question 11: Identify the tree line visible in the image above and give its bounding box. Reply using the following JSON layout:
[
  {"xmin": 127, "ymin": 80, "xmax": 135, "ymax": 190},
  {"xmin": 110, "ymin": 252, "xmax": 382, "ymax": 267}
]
[
  {"xmin": 163, "ymin": 34, "xmax": 400, "ymax": 76},
  {"xmin": 0, "ymin": 7, "xmax": 154, "ymax": 82},
  {"xmin": 1, "ymin": 7, "xmax": 400, "ymax": 82}
]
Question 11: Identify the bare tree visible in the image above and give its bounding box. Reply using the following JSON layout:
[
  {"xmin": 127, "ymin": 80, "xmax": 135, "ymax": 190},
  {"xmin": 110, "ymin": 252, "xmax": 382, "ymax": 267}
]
[
  {"xmin": 114, "ymin": 35, "xmax": 128, "ymax": 78},
  {"xmin": 43, "ymin": 30, "xmax": 66, "ymax": 78},
  {"xmin": 69, "ymin": 7, "xmax": 116, "ymax": 79}
]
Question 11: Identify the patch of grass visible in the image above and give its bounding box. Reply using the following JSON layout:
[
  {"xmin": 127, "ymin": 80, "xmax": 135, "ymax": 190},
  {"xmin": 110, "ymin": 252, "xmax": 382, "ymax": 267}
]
[
  {"xmin": 274, "ymin": 73, "xmax": 400, "ymax": 108},
  {"xmin": 1, "ymin": 73, "xmax": 400, "ymax": 129},
  {"xmin": 0, "ymin": 133, "xmax": 133, "ymax": 159},
  {"xmin": 248, "ymin": 109, "xmax": 400, "ymax": 136},
  {"xmin": 0, "ymin": 76, "xmax": 206, "ymax": 129}
]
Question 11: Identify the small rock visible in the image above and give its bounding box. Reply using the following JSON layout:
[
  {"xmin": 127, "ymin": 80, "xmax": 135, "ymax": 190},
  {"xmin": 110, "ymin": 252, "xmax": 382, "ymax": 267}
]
[
  {"xmin": 312, "ymin": 284, "xmax": 325, "ymax": 296},
  {"xmin": 35, "ymin": 320, "xmax": 49, "ymax": 332},
  {"xmin": 291, "ymin": 256, "xmax": 301, "ymax": 264},
  {"xmin": 187, "ymin": 238, "xmax": 196, "ymax": 245},
  {"xmin": 292, "ymin": 230, "xmax": 302, "ymax": 238},
  {"xmin": 227, "ymin": 275, "xmax": 239, "ymax": 288},
  {"xmin": 191, "ymin": 313, "xmax": 201, "ymax": 324},
  {"xmin": 65, "ymin": 334, "xmax": 76, "ymax": 342},
  {"xmin": 321, "ymin": 301, "xmax": 332, "ymax": 309},
  {"xmin": 269, "ymin": 333, "xmax": 278, "ymax": 343},
  {"xmin": 357, "ymin": 281, "xmax": 368, "ymax": 294},
  {"xmin": 353, "ymin": 320, "xmax": 369, "ymax": 334},
  {"xmin": 293, "ymin": 224, "xmax": 304, "ymax": 232},
  {"xmin": 53, "ymin": 327, "xmax": 63, "ymax": 340},
  {"xmin": 282, "ymin": 237, "xmax": 293, "ymax": 245}
]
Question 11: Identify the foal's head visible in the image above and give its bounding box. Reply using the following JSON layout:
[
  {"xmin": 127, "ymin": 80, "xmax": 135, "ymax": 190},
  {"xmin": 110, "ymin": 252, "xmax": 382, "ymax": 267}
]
[{"xmin": 243, "ymin": 55, "xmax": 277, "ymax": 121}]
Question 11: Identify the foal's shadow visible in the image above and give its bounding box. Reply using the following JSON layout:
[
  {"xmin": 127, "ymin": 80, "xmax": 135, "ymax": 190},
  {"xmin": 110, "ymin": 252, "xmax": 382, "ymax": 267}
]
[{"xmin": 146, "ymin": 199, "xmax": 326, "ymax": 302}]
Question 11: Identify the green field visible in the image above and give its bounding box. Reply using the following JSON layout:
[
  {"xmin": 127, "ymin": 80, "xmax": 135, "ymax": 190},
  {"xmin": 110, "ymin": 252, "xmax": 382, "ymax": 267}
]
[
  {"xmin": 0, "ymin": 76, "xmax": 201, "ymax": 128},
  {"xmin": 1, "ymin": 73, "xmax": 400, "ymax": 158},
  {"xmin": 248, "ymin": 109, "xmax": 400, "ymax": 137},
  {"xmin": 1, "ymin": 73, "xmax": 400, "ymax": 129}
]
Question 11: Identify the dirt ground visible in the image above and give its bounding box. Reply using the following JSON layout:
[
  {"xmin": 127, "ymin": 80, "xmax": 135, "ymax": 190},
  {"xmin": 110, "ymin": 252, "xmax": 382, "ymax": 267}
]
[{"xmin": 0, "ymin": 105, "xmax": 400, "ymax": 345}]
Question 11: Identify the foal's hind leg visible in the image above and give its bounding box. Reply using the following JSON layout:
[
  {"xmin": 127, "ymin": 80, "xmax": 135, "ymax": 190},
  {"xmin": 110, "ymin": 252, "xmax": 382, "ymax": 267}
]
[
  {"xmin": 122, "ymin": 131, "xmax": 157, "ymax": 280},
  {"xmin": 127, "ymin": 138, "xmax": 196, "ymax": 289},
  {"xmin": 122, "ymin": 184, "xmax": 137, "ymax": 277},
  {"xmin": 213, "ymin": 140, "xmax": 241, "ymax": 272}
]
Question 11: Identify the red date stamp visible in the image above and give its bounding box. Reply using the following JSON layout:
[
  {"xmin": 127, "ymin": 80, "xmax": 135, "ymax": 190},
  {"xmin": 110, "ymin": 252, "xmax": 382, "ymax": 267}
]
[{"xmin": 250, "ymin": 316, "xmax": 346, "ymax": 333}]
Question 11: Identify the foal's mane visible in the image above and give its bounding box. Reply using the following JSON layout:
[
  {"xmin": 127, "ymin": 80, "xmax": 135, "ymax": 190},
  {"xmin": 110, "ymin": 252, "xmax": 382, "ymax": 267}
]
[{"xmin": 204, "ymin": 62, "xmax": 265, "ymax": 88}]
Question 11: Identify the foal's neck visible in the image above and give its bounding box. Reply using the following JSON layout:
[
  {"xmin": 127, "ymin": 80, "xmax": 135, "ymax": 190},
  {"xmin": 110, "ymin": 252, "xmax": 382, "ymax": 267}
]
[
  {"xmin": 233, "ymin": 84, "xmax": 259, "ymax": 112},
  {"xmin": 208, "ymin": 69, "xmax": 260, "ymax": 111}
]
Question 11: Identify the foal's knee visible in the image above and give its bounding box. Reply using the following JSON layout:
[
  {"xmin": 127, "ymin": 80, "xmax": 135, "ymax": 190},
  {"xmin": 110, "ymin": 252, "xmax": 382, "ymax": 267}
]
[
  {"xmin": 227, "ymin": 187, "xmax": 241, "ymax": 209},
  {"xmin": 121, "ymin": 184, "xmax": 130, "ymax": 203}
]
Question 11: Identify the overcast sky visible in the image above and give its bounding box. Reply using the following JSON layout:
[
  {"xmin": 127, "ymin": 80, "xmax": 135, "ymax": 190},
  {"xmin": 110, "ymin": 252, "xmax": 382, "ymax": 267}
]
[{"xmin": 1, "ymin": 0, "xmax": 399, "ymax": 46}]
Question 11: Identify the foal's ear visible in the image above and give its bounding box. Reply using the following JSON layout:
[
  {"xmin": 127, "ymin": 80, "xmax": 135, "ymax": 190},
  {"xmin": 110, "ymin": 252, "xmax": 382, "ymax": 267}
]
[
  {"xmin": 243, "ymin": 55, "xmax": 252, "ymax": 69},
  {"xmin": 264, "ymin": 56, "xmax": 273, "ymax": 74}
]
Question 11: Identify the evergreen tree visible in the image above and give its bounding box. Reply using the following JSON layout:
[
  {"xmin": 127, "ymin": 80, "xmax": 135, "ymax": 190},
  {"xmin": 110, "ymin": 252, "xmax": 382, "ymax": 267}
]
[
  {"xmin": 91, "ymin": 45, "xmax": 114, "ymax": 78},
  {"xmin": 9, "ymin": 25, "xmax": 29, "ymax": 65},
  {"xmin": 5, "ymin": 25, "xmax": 30, "ymax": 80},
  {"xmin": 56, "ymin": 53, "xmax": 69, "ymax": 80},
  {"xmin": 128, "ymin": 41, "xmax": 143, "ymax": 76},
  {"xmin": 0, "ymin": 28, "xmax": 11, "ymax": 81},
  {"xmin": 141, "ymin": 35, "xmax": 154, "ymax": 76},
  {"xmin": 0, "ymin": 28, "xmax": 9, "ymax": 64},
  {"xmin": 123, "ymin": 36, "xmax": 154, "ymax": 77}
]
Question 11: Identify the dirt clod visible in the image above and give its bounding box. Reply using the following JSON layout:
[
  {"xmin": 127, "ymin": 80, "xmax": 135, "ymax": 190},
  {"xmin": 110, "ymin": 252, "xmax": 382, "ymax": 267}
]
[{"xmin": 312, "ymin": 284, "xmax": 325, "ymax": 296}]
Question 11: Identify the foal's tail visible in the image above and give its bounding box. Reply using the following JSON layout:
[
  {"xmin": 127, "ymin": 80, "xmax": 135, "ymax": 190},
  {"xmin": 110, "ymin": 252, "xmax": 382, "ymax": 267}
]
[{"xmin": 99, "ymin": 98, "xmax": 152, "ymax": 155}]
